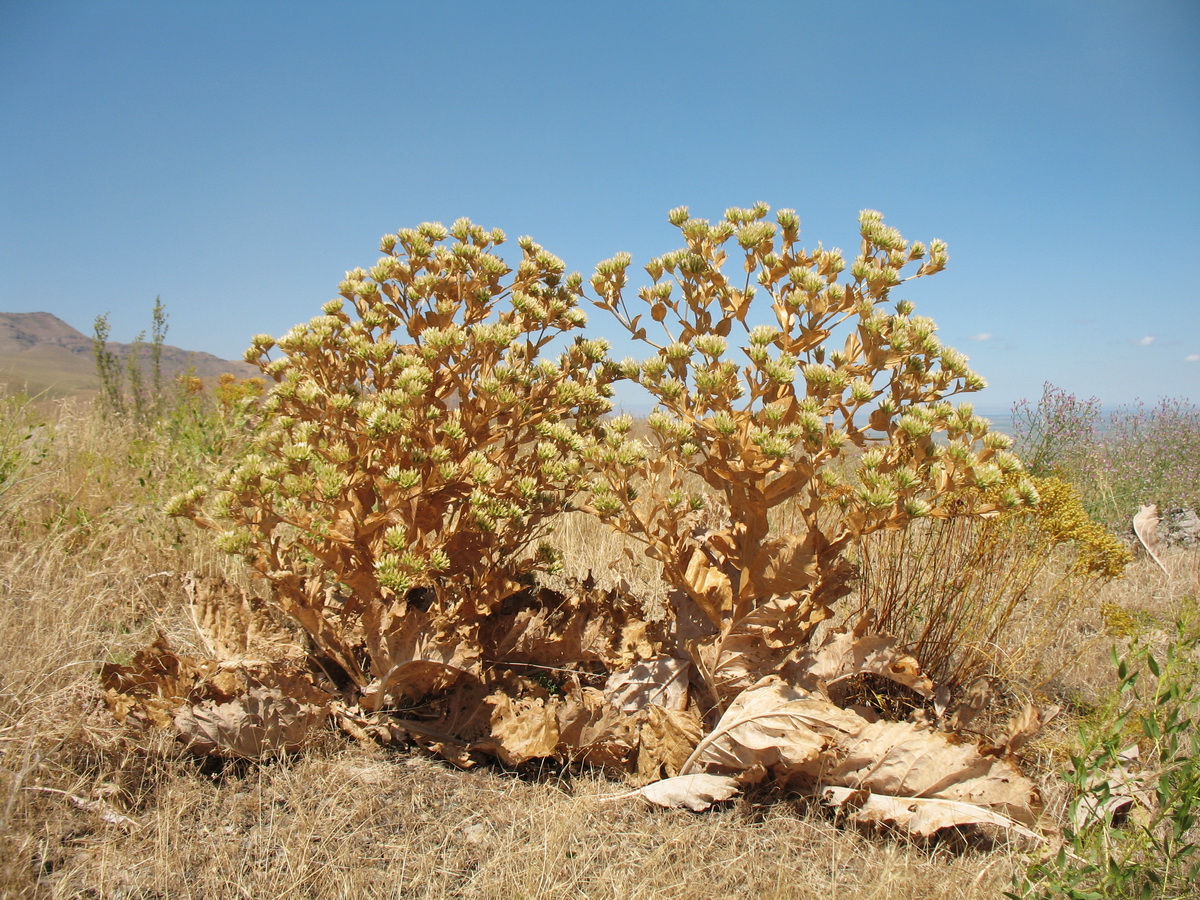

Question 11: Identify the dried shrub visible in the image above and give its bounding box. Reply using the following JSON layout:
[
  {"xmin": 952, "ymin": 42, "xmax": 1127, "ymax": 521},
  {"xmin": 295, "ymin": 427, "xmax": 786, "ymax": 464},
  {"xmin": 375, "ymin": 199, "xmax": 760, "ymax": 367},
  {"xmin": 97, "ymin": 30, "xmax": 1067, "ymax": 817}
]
[
  {"xmin": 852, "ymin": 476, "xmax": 1132, "ymax": 688},
  {"xmin": 585, "ymin": 205, "xmax": 1038, "ymax": 709},
  {"xmin": 167, "ymin": 219, "xmax": 620, "ymax": 711},
  {"xmin": 106, "ymin": 207, "xmax": 1056, "ymax": 837}
]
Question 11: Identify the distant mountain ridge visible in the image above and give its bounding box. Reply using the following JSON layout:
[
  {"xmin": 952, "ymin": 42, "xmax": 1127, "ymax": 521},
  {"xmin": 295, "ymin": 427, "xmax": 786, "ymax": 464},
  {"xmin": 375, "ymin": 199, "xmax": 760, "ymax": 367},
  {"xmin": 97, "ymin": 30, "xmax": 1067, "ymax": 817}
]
[{"xmin": 0, "ymin": 311, "xmax": 257, "ymax": 399}]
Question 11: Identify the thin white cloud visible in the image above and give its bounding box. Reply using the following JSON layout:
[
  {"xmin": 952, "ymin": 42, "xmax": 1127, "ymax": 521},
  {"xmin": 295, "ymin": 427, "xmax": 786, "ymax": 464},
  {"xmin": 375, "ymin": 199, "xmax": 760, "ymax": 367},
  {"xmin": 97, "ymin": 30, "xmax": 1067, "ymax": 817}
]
[
  {"xmin": 969, "ymin": 332, "xmax": 992, "ymax": 341},
  {"xmin": 1137, "ymin": 335, "xmax": 1156, "ymax": 346},
  {"xmin": 1186, "ymin": 354, "xmax": 1200, "ymax": 363}
]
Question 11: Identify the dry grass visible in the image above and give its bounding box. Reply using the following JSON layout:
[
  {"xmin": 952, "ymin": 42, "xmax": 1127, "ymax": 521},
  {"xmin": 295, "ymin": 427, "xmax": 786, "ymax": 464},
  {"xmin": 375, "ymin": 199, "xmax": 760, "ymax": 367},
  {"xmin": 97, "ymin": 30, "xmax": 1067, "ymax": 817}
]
[{"xmin": 1, "ymin": 396, "xmax": 1195, "ymax": 899}]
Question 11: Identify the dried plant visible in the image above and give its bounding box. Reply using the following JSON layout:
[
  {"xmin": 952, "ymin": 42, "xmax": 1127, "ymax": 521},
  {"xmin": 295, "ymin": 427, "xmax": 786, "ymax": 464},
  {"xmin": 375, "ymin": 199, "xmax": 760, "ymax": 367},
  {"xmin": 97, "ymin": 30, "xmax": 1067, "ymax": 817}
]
[
  {"xmin": 103, "ymin": 208, "xmax": 1056, "ymax": 839},
  {"xmin": 852, "ymin": 476, "xmax": 1132, "ymax": 688},
  {"xmin": 166, "ymin": 219, "xmax": 621, "ymax": 710},
  {"xmin": 585, "ymin": 205, "xmax": 1037, "ymax": 709}
]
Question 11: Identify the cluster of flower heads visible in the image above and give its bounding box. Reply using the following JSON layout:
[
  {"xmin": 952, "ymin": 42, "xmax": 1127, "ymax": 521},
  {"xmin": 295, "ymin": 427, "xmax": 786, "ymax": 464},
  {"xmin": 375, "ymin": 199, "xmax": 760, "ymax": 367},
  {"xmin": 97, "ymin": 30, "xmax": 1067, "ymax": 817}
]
[
  {"xmin": 586, "ymin": 205, "xmax": 1036, "ymax": 546},
  {"xmin": 171, "ymin": 218, "xmax": 620, "ymax": 629}
]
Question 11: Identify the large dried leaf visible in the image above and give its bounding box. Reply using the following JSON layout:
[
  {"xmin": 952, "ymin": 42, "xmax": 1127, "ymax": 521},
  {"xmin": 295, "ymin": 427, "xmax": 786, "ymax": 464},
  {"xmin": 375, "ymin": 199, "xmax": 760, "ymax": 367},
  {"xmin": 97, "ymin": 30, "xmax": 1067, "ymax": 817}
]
[
  {"xmin": 101, "ymin": 634, "xmax": 212, "ymax": 728},
  {"xmin": 175, "ymin": 681, "xmax": 330, "ymax": 758},
  {"xmin": 822, "ymin": 786, "xmax": 1043, "ymax": 841},
  {"xmin": 184, "ymin": 572, "xmax": 300, "ymax": 660},
  {"xmin": 361, "ymin": 602, "xmax": 475, "ymax": 710},
  {"xmin": 633, "ymin": 705, "xmax": 704, "ymax": 784},
  {"xmin": 711, "ymin": 559, "xmax": 856, "ymax": 701},
  {"xmin": 680, "ymin": 679, "xmax": 861, "ymax": 780},
  {"xmin": 824, "ymin": 718, "xmax": 1041, "ymax": 825},
  {"xmin": 484, "ymin": 692, "xmax": 561, "ymax": 765},
  {"xmin": 785, "ymin": 619, "xmax": 934, "ymax": 703},
  {"xmin": 611, "ymin": 773, "xmax": 741, "ymax": 811},
  {"xmin": 678, "ymin": 677, "xmax": 1041, "ymax": 828},
  {"xmin": 678, "ymin": 548, "xmax": 732, "ymax": 629},
  {"xmin": 749, "ymin": 534, "xmax": 819, "ymax": 597},
  {"xmin": 712, "ymin": 592, "xmax": 843, "ymax": 700},
  {"xmin": 102, "ymin": 635, "xmax": 334, "ymax": 758},
  {"xmin": 481, "ymin": 582, "xmax": 668, "ymax": 672},
  {"xmin": 604, "ymin": 656, "xmax": 689, "ymax": 712},
  {"xmin": 482, "ymin": 687, "xmax": 636, "ymax": 768},
  {"xmin": 555, "ymin": 687, "xmax": 636, "ymax": 767}
]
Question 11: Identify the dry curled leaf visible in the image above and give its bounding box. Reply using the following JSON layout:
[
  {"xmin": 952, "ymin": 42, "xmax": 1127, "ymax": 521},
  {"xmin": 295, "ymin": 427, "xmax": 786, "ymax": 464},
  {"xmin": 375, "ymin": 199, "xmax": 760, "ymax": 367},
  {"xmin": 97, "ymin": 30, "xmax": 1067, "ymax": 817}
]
[
  {"xmin": 608, "ymin": 773, "xmax": 741, "ymax": 811},
  {"xmin": 483, "ymin": 687, "xmax": 635, "ymax": 768},
  {"xmin": 604, "ymin": 656, "xmax": 689, "ymax": 712},
  {"xmin": 680, "ymin": 679, "xmax": 860, "ymax": 780},
  {"xmin": 184, "ymin": 571, "xmax": 300, "ymax": 660},
  {"xmin": 677, "ymin": 677, "xmax": 1042, "ymax": 829},
  {"xmin": 175, "ymin": 683, "xmax": 330, "ymax": 758},
  {"xmin": 633, "ymin": 705, "xmax": 704, "ymax": 784},
  {"xmin": 1133, "ymin": 503, "xmax": 1169, "ymax": 576},
  {"xmin": 101, "ymin": 634, "xmax": 211, "ymax": 729},
  {"xmin": 103, "ymin": 634, "xmax": 333, "ymax": 758},
  {"xmin": 785, "ymin": 618, "xmax": 934, "ymax": 703},
  {"xmin": 992, "ymin": 701, "xmax": 1061, "ymax": 756},
  {"xmin": 822, "ymin": 786, "xmax": 1043, "ymax": 841},
  {"xmin": 823, "ymin": 718, "xmax": 1041, "ymax": 826}
]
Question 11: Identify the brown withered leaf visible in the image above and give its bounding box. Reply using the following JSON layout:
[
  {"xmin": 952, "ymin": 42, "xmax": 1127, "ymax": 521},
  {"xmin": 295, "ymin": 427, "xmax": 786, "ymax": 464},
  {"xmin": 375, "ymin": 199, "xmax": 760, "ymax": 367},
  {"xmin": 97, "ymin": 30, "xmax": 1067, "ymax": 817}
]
[
  {"xmin": 946, "ymin": 677, "xmax": 996, "ymax": 733},
  {"xmin": 633, "ymin": 705, "xmax": 703, "ymax": 784},
  {"xmin": 680, "ymin": 678, "xmax": 860, "ymax": 781},
  {"xmin": 678, "ymin": 548, "xmax": 732, "ymax": 629},
  {"xmin": 361, "ymin": 602, "xmax": 475, "ymax": 710},
  {"xmin": 604, "ymin": 657, "xmax": 690, "ymax": 712},
  {"xmin": 555, "ymin": 687, "xmax": 636, "ymax": 768},
  {"xmin": 609, "ymin": 773, "xmax": 741, "ymax": 811},
  {"xmin": 184, "ymin": 572, "xmax": 300, "ymax": 660},
  {"xmin": 101, "ymin": 634, "xmax": 212, "ymax": 729},
  {"xmin": 103, "ymin": 635, "xmax": 334, "ymax": 758},
  {"xmin": 991, "ymin": 702, "xmax": 1061, "ymax": 756},
  {"xmin": 785, "ymin": 619, "xmax": 934, "ymax": 704},
  {"xmin": 821, "ymin": 786, "xmax": 1044, "ymax": 841},
  {"xmin": 749, "ymin": 534, "xmax": 819, "ymax": 597},
  {"xmin": 175, "ymin": 681, "xmax": 330, "ymax": 758},
  {"xmin": 484, "ymin": 692, "xmax": 562, "ymax": 766},
  {"xmin": 678, "ymin": 677, "xmax": 1041, "ymax": 827},
  {"xmin": 823, "ymin": 718, "xmax": 1041, "ymax": 826},
  {"xmin": 712, "ymin": 595, "xmax": 819, "ymax": 700},
  {"xmin": 481, "ymin": 582, "xmax": 668, "ymax": 672},
  {"xmin": 484, "ymin": 687, "xmax": 636, "ymax": 769}
]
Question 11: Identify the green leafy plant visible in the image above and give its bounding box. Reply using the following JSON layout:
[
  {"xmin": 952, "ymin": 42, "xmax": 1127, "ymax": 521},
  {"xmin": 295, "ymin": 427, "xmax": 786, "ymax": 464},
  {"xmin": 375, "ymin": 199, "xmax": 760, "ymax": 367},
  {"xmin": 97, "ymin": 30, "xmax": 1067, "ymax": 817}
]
[
  {"xmin": 1009, "ymin": 613, "xmax": 1200, "ymax": 899},
  {"xmin": 92, "ymin": 296, "xmax": 170, "ymax": 424},
  {"xmin": 585, "ymin": 205, "xmax": 1037, "ymax": 710}
]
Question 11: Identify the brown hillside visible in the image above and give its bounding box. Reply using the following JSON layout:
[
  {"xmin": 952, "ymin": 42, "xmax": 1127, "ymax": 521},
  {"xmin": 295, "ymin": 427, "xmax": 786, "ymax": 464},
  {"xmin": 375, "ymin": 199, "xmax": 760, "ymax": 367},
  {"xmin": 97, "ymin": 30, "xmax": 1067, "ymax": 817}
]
[{"xmin": 0, "ymin": 311, "xmax": 257, "ymax": 399}]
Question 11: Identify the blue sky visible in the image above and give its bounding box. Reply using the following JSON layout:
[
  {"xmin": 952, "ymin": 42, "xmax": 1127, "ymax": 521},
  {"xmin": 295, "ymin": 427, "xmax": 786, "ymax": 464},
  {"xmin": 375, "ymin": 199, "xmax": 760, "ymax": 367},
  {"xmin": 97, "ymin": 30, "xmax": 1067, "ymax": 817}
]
[{"xmin": 1, "ymin": 0, "xmax": 1197, "ymax": 413}]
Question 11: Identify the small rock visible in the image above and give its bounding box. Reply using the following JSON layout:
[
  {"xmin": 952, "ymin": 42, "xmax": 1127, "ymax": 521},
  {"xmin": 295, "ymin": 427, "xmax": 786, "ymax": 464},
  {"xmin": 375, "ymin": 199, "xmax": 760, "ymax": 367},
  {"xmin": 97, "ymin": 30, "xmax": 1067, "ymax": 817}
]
[{"xmin": 1162, "ymin": 507, "xmax": 1200, "ymax": 547}]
